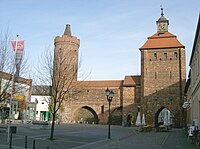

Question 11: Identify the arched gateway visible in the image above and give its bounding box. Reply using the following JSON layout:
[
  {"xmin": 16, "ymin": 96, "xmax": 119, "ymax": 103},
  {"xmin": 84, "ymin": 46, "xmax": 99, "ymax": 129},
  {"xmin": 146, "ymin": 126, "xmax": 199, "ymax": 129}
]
[
  {"xmin": 73, "ymin": 106, "xmax": 99, "ymax": 124},
  {"xmin": 54, "ymin": 9, "xmax": 186, "ymax": 127},
  {"xmin": 155, "ymin": 107, "xmax": 172, "ymax": 127}
]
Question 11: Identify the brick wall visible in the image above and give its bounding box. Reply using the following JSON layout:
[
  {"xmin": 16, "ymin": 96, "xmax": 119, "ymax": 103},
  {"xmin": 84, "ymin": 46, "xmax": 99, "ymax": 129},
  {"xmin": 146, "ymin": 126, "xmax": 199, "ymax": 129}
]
[{"xmin": 141, "ymin": 48, "xmax": 186, "ymax": 127}]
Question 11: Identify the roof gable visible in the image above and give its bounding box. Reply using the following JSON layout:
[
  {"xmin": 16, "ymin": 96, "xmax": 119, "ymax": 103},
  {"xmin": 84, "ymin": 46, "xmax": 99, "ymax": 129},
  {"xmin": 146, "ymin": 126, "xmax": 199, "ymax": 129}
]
[{"xmin": 140, "ymin": 32, "xmax": 185, "ymax": 50}]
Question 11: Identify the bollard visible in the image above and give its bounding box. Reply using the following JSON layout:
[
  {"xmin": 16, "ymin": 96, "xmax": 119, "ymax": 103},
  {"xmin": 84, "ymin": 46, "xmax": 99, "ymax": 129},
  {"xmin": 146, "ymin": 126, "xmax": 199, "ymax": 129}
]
[
  {"xmin": 33, "ymin": 139, "xmax": 35, "ymax": 149},
  {"xmin": 9, "ymin": 132, "xmax": 12, "ymax": 149},
  {"xmin": 25, "ymin": 136, "xmax": 27, "ymax": 149}
]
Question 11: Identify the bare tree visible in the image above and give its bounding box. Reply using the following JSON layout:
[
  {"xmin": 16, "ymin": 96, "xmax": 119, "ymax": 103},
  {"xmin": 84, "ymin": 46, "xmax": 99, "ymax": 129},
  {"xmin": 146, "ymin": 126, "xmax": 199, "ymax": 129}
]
[
  {"xmin": 0, "ymin": 28, "xmax": 15, "ymax": 105},
  {"xmin": 36, "ymin": 46, "xmax": 83, "ymax": 140},
  {"xmin": 0, "ymin": 28, "xmax": 13, "ymax": 73},
  {"xmin": 0, "ymin": 29, "xmax": 30, "ymax": 123},
  {"xmin": 0, "ymin": 28, "xmax": 29, "ymax": 100}
]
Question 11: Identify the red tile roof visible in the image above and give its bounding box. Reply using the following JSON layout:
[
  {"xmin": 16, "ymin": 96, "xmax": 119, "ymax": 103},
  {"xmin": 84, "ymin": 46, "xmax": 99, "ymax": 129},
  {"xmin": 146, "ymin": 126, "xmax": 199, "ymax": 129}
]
[
  {"xmin": 77, "ymin": 80, "xmax": 123, "ymax": 88},
  {"xmin": 140, "ymin": 32, "xmax": 185, "ymax": 50},
  {"xmin": 76, "ymin": 75, "xmax": 141, "ymax": 88},
  {"xmin": 123, "ymin": 75, "xmax": 141, "ymax": 86}
]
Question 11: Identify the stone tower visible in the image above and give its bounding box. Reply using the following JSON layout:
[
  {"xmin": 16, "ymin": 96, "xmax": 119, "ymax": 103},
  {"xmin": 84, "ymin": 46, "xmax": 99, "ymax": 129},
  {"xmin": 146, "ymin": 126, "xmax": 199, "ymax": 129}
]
[
  {"xmin": 53, "ymin": 25, "xmax": 80, "ymax": 122},
  {"xmin": 54, "ymin": 24, "xmax": 80, "ymax": 81},
  {"xmin": 139, "ymin": 8, "xmax": 186, "ymax": 127}
]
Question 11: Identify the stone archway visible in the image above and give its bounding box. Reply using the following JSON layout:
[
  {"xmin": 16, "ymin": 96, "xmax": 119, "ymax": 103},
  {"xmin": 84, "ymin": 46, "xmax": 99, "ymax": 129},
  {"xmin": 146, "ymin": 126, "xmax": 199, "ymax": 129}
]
[
  {"xmin": 74, "ymin": 106, "xmax": 99, "ymax": 124},
  {"xmin": 155, "ymin": 107, "xmax": 172, "ymax": 127},
  {"xmin": 110, "ymin": 107, "xmax": 122, "ymax": 125}
]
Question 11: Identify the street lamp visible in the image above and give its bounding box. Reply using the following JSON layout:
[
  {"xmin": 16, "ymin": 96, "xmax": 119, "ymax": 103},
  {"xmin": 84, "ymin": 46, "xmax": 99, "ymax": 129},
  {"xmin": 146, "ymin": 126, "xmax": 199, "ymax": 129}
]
[
  {"xmin": 137, "ymin": 105, "xmax": 141, "ymax": 112},
  {"xmin": 105, "ymin": 88, "xmax": 114, "ymax": 139}
]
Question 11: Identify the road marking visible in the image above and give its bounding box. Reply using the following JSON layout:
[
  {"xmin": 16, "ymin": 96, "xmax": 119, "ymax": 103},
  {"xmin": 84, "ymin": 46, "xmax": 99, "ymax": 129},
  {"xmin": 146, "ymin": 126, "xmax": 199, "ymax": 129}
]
[{"xmin": 159, "ymin": 133, "xmax": 170, "ymax": 149}]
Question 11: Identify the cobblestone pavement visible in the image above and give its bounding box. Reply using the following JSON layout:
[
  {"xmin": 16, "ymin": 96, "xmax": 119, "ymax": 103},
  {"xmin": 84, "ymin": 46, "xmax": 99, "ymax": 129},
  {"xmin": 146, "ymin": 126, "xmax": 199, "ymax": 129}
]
[
  {"xmin": 0, "ymin": 124, "xmax": 197, "ymax": 149},
  {"xmin": 74, "ymin": 128, "xmax": 197, "ymax": 149}
]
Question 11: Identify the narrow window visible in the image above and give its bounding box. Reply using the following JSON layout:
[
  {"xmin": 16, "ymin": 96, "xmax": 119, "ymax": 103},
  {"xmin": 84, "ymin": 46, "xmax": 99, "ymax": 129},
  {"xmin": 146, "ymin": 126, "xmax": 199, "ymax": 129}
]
[
  {"xmin": 164, "ymin": 53, "xmax": 167, "ymax": 60},
  {"xmin": 170, "ymin": 71, "xmax": 172, "ymax": 79},
  {"xmin": 155, "ymin": 72, "xmax": 157, "ymax": 79},
  {"xmin": 154, "ymin": 53, "xmax": 157, "ymax": 60},
  {"xmin": 174, "ymin": 52, "xmax": 178, "ymax": 60},
  {"xmin": 101, "ymin": 105, "xmax": 104, "ymax": 114}
]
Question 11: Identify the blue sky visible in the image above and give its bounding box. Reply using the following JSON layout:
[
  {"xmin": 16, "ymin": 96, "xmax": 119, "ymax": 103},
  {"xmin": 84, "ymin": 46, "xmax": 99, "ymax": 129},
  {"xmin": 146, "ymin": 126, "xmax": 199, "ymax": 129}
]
[{"xmin": 0, "ymin": 0, "xmax": 199, "ymax": 80}]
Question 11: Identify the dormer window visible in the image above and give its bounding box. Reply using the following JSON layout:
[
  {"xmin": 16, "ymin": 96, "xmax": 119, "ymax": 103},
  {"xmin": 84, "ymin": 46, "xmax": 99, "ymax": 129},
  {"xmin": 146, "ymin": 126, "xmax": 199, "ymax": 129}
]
[{"xmin": 159, "ymin": 33, "xmax": 164, "ymax": 35}]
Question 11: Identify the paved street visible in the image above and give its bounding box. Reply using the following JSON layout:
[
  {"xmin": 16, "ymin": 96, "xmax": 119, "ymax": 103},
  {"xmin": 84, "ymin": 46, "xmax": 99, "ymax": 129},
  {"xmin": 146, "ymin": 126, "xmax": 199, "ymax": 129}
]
[{"xmin": 0, "ymin": 124, "xmax": 197, "ymax": 149}]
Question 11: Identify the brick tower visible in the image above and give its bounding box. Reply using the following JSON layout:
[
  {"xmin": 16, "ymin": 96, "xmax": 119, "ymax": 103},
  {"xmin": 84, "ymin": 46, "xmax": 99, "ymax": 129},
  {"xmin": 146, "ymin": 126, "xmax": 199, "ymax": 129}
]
[
  {"xmin": 139, "ymin": 8, "xmax": 186, "ymax": 127},
  {"xmin": 53, "ymin": 25, "xmax": 80, "ymax": 122},
  {"xmin": 54, "ymin": 24, "xmax": 80, "ymax": 81}
]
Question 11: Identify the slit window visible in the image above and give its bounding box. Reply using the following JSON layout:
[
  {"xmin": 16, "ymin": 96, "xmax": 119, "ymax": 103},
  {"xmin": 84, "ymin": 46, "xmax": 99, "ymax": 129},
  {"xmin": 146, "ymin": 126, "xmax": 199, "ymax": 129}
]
[
  {"xmin": 154, "ymin": 53, "xmax": 157, "ymax": 60},
  {"xmin": 101, "ymin": 105, "xmax": 104, "ymax": 113},
  {"xmin": 164, "ymin": 53, "xmax": 167, "ymax": 60},
  {"xmin": 174, "ymin": 52, "xmax": 178, "ymax": 60}
]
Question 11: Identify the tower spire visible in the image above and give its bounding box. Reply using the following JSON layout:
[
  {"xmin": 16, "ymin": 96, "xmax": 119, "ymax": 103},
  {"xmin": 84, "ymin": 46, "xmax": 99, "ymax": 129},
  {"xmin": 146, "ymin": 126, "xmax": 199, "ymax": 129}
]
[
  {"xmin": 161, "ymin": 7, "xmax": 164, "ymax": 17},
  {"xmin": 64, "ymin": 24, "xmax": 72, "ymax": 36}
]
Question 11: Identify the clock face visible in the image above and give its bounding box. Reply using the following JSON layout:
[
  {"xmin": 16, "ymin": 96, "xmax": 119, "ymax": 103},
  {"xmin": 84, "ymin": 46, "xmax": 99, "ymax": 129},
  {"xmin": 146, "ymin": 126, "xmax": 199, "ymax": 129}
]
[{"xmin": 158, "ymin": 23, "xmax": 167, "ymax": 31}]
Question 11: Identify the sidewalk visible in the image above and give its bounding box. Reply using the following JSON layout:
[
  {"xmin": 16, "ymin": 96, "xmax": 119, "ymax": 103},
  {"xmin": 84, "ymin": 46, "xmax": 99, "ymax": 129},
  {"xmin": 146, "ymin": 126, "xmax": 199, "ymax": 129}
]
[
  {"xmin": 73, "ymin": 128, "xmax": 197, "ymax": 149},
  {"xmin": 0, "ymin": 144, "xmax": 26, "ymax": 149}
]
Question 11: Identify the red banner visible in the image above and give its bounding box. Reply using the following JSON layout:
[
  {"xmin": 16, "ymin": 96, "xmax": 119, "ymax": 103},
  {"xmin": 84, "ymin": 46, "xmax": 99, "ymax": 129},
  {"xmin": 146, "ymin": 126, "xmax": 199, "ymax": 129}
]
[{"xmin": 11, "ymin": 40, "xmax": 24, "ymax": 51}]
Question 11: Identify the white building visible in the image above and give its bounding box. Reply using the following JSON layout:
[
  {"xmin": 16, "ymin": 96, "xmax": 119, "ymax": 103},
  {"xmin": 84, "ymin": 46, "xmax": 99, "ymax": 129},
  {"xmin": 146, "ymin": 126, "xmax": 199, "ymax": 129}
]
[
  {"xmin": 31, "ymin": 86, "xmax": 51, "ymax": 121},
  {"xmin": 188, "ymin": 14, "xmax": 200, "ymax": 127},
  {"xmin": 0, "ymin": 71, "xmax": 32, "ymax": 121}
]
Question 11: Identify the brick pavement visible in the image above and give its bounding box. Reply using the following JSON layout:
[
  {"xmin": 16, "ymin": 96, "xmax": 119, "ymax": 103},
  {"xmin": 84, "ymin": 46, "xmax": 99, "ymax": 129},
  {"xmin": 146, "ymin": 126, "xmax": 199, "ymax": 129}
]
[
  {"xmin": 74, "ymin": 128, "xmax": 197, "ymax": 149},
  {"xmin": 0, "ymin": 124, "xmax": 197, "ymax": 149}
]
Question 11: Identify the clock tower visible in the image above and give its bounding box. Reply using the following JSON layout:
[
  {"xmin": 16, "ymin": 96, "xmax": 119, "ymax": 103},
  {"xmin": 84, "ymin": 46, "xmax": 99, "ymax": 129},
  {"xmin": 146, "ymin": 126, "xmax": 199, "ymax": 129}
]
[
  {"xmin": 156, "ymin": 8, "xmax": 169, "ymax": 33},
  {"xmin": 140, "ymin": 8, "xmax": 186, "ymax": 127}
]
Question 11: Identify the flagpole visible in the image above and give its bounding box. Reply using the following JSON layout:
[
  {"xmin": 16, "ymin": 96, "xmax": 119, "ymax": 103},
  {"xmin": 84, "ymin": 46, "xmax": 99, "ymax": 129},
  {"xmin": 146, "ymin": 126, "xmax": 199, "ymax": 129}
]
[{"xmin": 7, "ymin": 35, "xmax": 19, "ymax": 143}]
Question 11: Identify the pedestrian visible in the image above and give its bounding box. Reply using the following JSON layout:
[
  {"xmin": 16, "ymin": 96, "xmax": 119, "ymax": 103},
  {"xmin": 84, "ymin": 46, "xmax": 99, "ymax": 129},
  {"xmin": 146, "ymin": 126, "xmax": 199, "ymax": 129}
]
[
  {"xmin": 188, "ymin": 126, "xmax": 194, "ymax": 143},
  {"xmin": 193, "ymin": 126, "xmax": 198, "ymax": 144}
]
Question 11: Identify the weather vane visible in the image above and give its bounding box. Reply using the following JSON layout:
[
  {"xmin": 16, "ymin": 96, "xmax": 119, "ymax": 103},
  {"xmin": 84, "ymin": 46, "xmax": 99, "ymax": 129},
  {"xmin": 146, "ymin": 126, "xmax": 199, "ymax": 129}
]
[{"xmin": 160, "ymin": 5, "xmax": 164, "ymax": 16}]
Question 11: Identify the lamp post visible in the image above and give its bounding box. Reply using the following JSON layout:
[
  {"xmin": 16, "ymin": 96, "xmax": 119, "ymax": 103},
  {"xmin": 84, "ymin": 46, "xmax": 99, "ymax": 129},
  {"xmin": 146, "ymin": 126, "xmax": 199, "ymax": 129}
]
[
  {"xmin": 105, "ymin": 88, "xmax": 114, "ymax": 139},
  {"xmin": 137, "ymin": 105, "xmax": 140, "ymax": 112}
]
